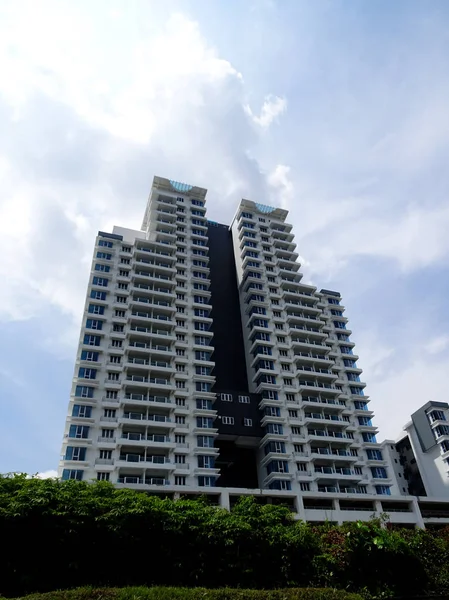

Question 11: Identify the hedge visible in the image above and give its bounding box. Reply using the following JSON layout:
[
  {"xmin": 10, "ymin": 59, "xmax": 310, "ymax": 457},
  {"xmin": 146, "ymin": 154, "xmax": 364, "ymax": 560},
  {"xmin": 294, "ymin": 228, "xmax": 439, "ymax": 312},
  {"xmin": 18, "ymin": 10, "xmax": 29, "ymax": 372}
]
[
  {"xmin": 2, "ymin": 586, "xmax": 364, "ymax": 600},
  {"xmin": 1, "ymin": 475, "xmax": 449, "ymax": 598}
]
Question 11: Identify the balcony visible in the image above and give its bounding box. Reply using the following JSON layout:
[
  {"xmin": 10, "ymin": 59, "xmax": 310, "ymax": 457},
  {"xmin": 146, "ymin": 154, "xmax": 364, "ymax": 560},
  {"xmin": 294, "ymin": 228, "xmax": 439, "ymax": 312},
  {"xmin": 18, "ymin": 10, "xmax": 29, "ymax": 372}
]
[
  {"xmin": 298, "ymin": 380, "xmax": 341, "ymax": 395},
  {"xmin": 116, "ymin": 453, "xmax": 174, "ymax": 469},
  {"xmin": 128, "ymin": 326, "xmax": 176, "ymax": 341},
  {"xmin": 127, "ymin": 341, "xmax": 175, "ymax": 356},
  {"xmin": 122, "ymin": 393, "xmax": 173, "ymax": 408},
  {"xmin": 314, "ymin": 466, "xmax": 363, "ymax": 480},
  {"xmin": 307, "ymin": 429, "xmax": 353, "ymax": 442},
  {"xmin": 116, "ymin": 477, "xmax": 170, "ymax": 487},
  {"xmin": 311, "ymin": 447, "xmax": 359, "ymax": 461},
  {"xmin": 119, "ymin": 433, "xmax": 175, "ymax": 448},
  {"xmin": 119, "ymin": 413, "xmax": 175, "ymax": 428},
  {"xmin": 301, "ymin": 396, "xmax": 346, "ymax": 410},
  {"xmin": 125, "ymin": 375, "xmax": 174, "ymax": 391},
  {"xmin": 304, "ymin": 413, "xmax": 348, "ymax": 426}
]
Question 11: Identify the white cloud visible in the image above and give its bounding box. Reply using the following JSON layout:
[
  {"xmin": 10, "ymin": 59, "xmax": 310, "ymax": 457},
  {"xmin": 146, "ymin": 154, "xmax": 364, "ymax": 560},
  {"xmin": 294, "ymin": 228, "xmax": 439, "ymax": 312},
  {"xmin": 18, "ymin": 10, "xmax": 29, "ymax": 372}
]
[
  {"xmin": 35, "ymin": 470, "xmax": 58, "ymax": 479},
  {"xmin": 268, "ymin": 164, "xmax": 293, "ymax": 208},
  {"xmin": 424, "ymin": 335, "xmax": 449, "ymax": 355},
  {"xmin": 244, "ymin": 95, "xmax": 287, "ymax": 129},
  {"xmin": 0, "ymin": 7, "xmax": 287, "ymax": 338}
]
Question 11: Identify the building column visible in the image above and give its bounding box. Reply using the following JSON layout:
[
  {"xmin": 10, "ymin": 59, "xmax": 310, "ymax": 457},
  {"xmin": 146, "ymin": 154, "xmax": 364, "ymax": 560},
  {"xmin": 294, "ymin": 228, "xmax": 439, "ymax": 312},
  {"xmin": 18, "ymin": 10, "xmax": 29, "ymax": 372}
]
[
  {"xmin": 332, "ymin": 498, "xmax": 342, "ymax": 525},
  {"xmin": 220, "ymin": 490, "xmax": 230, "ymax": 511},
  {"xmin": 295, "ymin": 494, "xmax": 305, "ymax": 521},
  {"xmin": 411, "ymin": 497, "xmax": 425, "ymax": 529}
]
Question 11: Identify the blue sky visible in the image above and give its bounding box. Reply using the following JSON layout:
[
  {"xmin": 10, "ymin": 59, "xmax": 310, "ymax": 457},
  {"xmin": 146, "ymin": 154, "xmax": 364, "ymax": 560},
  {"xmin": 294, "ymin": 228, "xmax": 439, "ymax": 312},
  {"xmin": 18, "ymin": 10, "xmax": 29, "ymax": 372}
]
[{"xmin": 1, "ymin": 0, "xmax": 449, "ymax": 476}]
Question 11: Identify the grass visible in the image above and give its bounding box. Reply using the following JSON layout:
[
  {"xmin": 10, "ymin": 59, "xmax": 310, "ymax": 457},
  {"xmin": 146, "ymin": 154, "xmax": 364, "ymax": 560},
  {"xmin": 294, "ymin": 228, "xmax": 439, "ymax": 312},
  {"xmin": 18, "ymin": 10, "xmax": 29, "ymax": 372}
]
[{"xmin": 2, "ymin": 586, "xmax": 363, "ymax": 600}]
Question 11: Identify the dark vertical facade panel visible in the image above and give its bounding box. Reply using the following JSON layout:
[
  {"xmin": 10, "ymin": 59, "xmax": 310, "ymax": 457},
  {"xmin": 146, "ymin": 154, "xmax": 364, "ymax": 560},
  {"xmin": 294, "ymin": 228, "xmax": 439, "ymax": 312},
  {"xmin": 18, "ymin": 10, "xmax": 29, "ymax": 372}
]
[{"xmin": 207, "ymin": 222, "xmax": 249, "ymax": 391}]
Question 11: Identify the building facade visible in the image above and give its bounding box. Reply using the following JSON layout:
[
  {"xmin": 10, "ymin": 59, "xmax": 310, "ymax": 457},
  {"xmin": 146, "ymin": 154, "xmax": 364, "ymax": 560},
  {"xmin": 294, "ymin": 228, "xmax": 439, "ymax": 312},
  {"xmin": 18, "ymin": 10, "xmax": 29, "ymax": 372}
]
[
  {"xmin": 58, "ymin": 176, "xmax": 449, "ymax": 528},
  {"xmin": 384, "ymin": 401, "xmax": 449, "ymax": 498}
]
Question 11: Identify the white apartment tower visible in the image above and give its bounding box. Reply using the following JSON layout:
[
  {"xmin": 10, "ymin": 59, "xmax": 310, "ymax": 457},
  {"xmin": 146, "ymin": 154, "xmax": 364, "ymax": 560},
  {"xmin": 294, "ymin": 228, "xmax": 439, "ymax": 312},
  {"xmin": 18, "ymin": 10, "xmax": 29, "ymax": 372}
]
[{"xmin": 59, "ymin": 176, "xmax": 448, "ymax": 527}]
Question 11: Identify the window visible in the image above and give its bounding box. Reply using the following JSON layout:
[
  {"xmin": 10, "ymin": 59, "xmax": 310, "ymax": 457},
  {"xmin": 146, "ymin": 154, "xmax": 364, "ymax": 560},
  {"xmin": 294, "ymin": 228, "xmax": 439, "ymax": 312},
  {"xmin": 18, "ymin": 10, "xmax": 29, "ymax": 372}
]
[
  {"xmin": 78, "ymin": 367, "xmax": 97, "ymax": 380},
  {"xmin": 176, "ymin": 306, "xmax": 185, "ymax": 314},
  {"xmin": 104, "ymin": 409, "xmax": 116, "ymax": 418},
  {"xmin": 288, "ymin": 410, "xmax": 298, "ymax": 418},
  {"xmin": 176, "ymin": 398, "xmax": 186, "ymax": 406},
  {"xmin": 175, "ymin": 476, "xmax": 186, "ymax": 485},
  {"xmin": 297, "ymin": 462, "xmax": 307, "ymax": 471},
  {"xmin": 279, "ymin": 350, "xmax": 288, "ymax": 357},
  {"xmin": 95, "ymin": 263, "xmax": 110, "ymax": 273},
  {"xmin": 281, "ymin": 363, "xmax": 291, "ymax": 371},
  {"xmin": 68, "ymin": 425, "xmax": 89, "ymax": 439},
  {"xmin": 291, "ymin": 426, "xmax": 301, "ymax": 435},
  {"xmin": 198, "ymin": 436, "xmax": 214, "ymax": 448},
  {"xmin": 120, "ymin": 258, "xmax": 131, "ymax": 265},
  {"xmin": 118, "ymin": 270, "xmax": 129, "ymax": 277},
  {"xmin": 110, "ymin": 355, "xmax": 121, "ymax": 364},
  {"xmin": 176, "ymin": 364, "xmax": 186, "ymax": 372},
  {"xmin": 198, "ymin": 476, "xmax": 215, "ymax": 487},
  {"xmin": 115, "ymin": 310, "xmax": 126, "ymax": 318},
  {"xmin": 97, "ymin": 472, "xmax": 110, "ymax": 481},
  {"xmin": 176, "ymin": 349, "xmax": 185, "ymax": 356},
  {"xmin": 176, "ymin": 320, "xmax": 186, "ymax": 328},
  {"xmin": 80, "ymin": 350, "xmax": 99, "ymax": 362},
  {"xmin": 196, "ymin": 398, "xmax": 213, "ymax": 410},
  {"xmin": 116, "ymin": 295, "xmax": 127, "ymax": 304},
  {"xmin": 222, "ymin": 416, "xmax": 234, "ymax": 425},
  {"xmin": 108, "ymin": 372, "xmax": 120, "ymax": 381},
  {"xmin": 113, "ymin": 324, "xmax": 124, "ymax": 332},
  {"xmin": 122, "ymin": 245, "xmax": 132, "ymax": 253},
  {"xmin": 196, "ymin": 382, "xmax": 211, "ymax": 392},
  {"xmin": 238, "ymin": 395, "xmax": 250, "ymax": 404},
  {"xmin": 176, "ymin": 381, "xmax": 186, "ymax": 389},
  {"xmin": 62, "ymin": 469, "xmax": 84, "ymax": 481},
  {"xmin": 220, "ymin": 393, "xmax": 232, "ymax": 402},
  {"xmin": 176, "ymin": 293, "xmax": 185, "ymax": 300},
  {"xmin": 174, "ymin": 454, "xmax": 186, "ymax": 465},
  {"xmin": 375, "ymin": 485, "xmax": 391, "ymax": 496},
  {"xmin": 294, "ymin": 444, "xmax": 303, "ymax": 453},
  {"xmin": 86, "ymin": 319, "xmax": 103, "ymax": 330},
  {"xmin": 175, "ymin": 434, "xmax": 186, "ymax": 444},
  {"xmin": 101, "ymin": 428, "xmax": 114, "ymax": 438},
  {"xmin": 266, "ymin": 423, "xmax": 283, "ymax": 435},
  {"xmin": 117, "ymin": 282, "xmax": 128, "ymax": 290},
  {"xmin": 284, "ymin": 378, "xmax": 293, "ymax": 386},
  {"xmin": 100, "ymin": 451, "xmax": 112, "ymax": 462},
  {"xmin": 72, "ymin": 405, "xmax": 92, "ymax": 418},
  {"xmin": 75, "ymin": 385, "xmax": 94, "ymax": 398},
  {"xmin": 176, "ymin": 416, "xmax": 186, "ymax": 425},
  {"xmin": 198, "ymin": 455, "xmax": 215, "ymax": 469},
  {"xmin": 243, "ymin": 418, "xmax": 252, "ymax": 427},
  {"xmin": 98, "ymin": 239, "xmax": 113, "ymax": 248},
  {"xmin": 300, "ymin": 482, "xmax": 310, "ymax": 491},
  {"xmin": 65, "ymin": 446, "xmax": 86, "ymax": 461},
  {"xmin": 92, "ymin": 276, "xmax": 108, "ymax": 287},
  {"xmin": 106, "ymin": 390, "xmax": 118, "ymax": 399},
  {"xmin": 176, "ymin": 334, "xmax": 186, "ymax": 341},
  {"xmin": 111, "ymin": 339, "xmax": 122, "ymax": 347},
  {"xmin": 196, "ymin": 417, "xmax": 214, "ymax": 429},
  {"xmin": 90, "ymin": 290, "xmax": 107, "ymax": 300},
  {"xmin": 277, "ymin": 336, "xmax": 286, "ymax": 344},
  {"xmin": 371, "ymin": 467, "xmax": 388, "ymax": 479},
  {"xmin": 88, "ymin": 304, "xmax": 105, "ymax": 315},
  {"xmin": 286, "ymin": 393, "xmax": 295, "ymax": 402}
]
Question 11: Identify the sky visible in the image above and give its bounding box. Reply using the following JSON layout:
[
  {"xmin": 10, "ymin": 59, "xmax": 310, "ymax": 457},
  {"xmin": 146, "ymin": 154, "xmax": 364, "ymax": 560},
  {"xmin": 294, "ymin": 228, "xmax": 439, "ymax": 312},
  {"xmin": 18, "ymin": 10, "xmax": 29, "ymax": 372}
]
[{"xmin": 1, "ymin": 0, "xmax": 449, "ymax": 477}]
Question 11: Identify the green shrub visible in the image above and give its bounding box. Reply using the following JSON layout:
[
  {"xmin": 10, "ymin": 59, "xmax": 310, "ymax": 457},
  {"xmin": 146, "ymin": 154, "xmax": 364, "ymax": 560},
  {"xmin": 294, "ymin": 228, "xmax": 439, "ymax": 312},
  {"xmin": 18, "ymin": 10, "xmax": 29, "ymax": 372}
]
[{"xmin": 1, "ymin": 475, "xmax": 448, "ymax": 598}]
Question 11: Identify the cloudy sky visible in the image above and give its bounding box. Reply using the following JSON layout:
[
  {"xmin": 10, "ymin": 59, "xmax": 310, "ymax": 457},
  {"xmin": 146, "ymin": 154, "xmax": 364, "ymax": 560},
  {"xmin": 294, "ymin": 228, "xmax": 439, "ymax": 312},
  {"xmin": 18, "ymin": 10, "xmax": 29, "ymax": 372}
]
[{"xmin": 1, "ymin": 0, "xmax": 449, "ymax": 476}]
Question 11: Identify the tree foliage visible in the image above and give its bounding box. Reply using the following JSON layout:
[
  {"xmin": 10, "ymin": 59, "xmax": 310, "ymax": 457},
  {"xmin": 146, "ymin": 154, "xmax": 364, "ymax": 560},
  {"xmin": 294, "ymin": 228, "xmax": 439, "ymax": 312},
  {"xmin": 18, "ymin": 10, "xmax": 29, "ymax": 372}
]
[{"xmin": 1, "ymin": 475, "xmax": 448, "ymax": 598}]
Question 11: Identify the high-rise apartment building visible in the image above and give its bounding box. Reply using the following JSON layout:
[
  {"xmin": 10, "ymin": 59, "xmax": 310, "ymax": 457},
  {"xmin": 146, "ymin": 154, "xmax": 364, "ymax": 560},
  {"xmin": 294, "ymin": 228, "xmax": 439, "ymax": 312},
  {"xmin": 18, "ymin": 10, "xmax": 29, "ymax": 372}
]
[{"xmin": 59, "ymin": 176, "xmax": 449, "ymax": 527}]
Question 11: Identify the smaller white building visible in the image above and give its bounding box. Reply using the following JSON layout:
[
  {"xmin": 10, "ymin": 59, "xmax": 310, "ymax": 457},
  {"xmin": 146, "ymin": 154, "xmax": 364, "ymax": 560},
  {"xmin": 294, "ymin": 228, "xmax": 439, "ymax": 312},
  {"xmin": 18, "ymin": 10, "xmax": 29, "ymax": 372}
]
[{"xmin": 383, "ymin": 401, "xmax": 449, "ymax": 498}]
